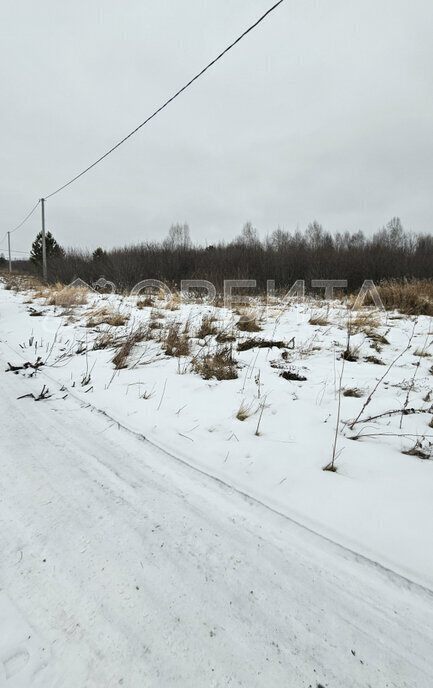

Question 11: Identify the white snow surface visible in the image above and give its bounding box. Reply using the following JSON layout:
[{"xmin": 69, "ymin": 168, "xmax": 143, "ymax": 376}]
[{"xmin": 1, "ymin": 282, "xmax": 433, "ymax": 686}]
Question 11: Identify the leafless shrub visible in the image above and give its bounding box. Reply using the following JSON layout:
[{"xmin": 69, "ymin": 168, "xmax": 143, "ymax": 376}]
[
  {"xmin": 400, "ymin": 332, "xmax": 430, "ymax": 428},
  {"xmin": 349, "ymin": 322, "xmax": 416, "ymax": 429},
  {"xmin": 350, "ymin": 408, "xmax": 426, "ymax": 425},
  {"xmin": 20, "ymin": 219, "xmax": 433, "ymax": 297}
]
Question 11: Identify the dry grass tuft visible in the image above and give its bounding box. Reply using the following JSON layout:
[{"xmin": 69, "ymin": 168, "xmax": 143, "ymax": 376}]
[
  {"xmin": 192, "ymin": 345, "xmax": 238, "ymax": 380},
  {"xmin": 112, "ymin": 327, "xmax": 146, "ymax": 369},
  {"xmin": 236, "ymin": 400, "xmax": 255, "ymax": 421},
  {"xmin": 163, "ymin": 294, "xmax": 181, "ymax": 311},
  {"xmin": 215, "ymin": 328, "xmax": 236, "ymax": 343},
  {"xmin": 365, "ymin": 330, "xmax": 390, "ymax": 345},
  {"xmin": 148, "ymin": 309, "xmax": 164, "ymax": 330},
  {"xmin": 236, "ymin": 313, "xmax": 262, "ymax": 332},
  {"xmin": 364, "ymin": 355, "xmax": 385, "ymax": 365},
  {"xmin": 197, "ymin": 314, "xmax": 218, "ymax": 339},
  {"xmin": 137, "ymin": 296, "xmax": 154, "ymax": 309},
  {"xmin": 309, "ymin": 312, "xmax": 329, "ymax": 326},
  {"xmin": 162, "ymin": 323, "xmax": 190, "ymax": 357},
  {"xmin": 348, "ymin": 311, "xmax": 380, "ymax": 335},
  {"xmin": 374, "ymin": 279, "xmax": 433, "ymax": 316},
  {"xmin": 1, "ymin": 272, "xmax": 44, "ymax": 293},
  {"xmin": 279, "ymin": 369, "xmax": 307, "ymax": 382},
  {"xmin": 413, "ymin": 348, "xmax": 431, "ymax": 358},
  {"xmin": 86, "ymin": 307, "xmax": 129, "ymax": 328},
  {"xmin": 370, "ymin": 341, "xmax": 382, "ymax": 353},
  {"xmin": 341, "ymin": 344, "xmax": 361, "ymax": 362},
  {"xmin": 47, "ymin": 285, "xmax": 88, "ymax": 307},
  {"xmin": 93, "ymin": 329, "xmax": 123, "ymax": 350}
]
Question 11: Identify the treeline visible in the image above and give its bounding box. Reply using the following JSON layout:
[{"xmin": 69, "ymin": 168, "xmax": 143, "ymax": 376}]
[{"xmin": 18, "ymin": 218, "xmax": 433, "ymax": 292}]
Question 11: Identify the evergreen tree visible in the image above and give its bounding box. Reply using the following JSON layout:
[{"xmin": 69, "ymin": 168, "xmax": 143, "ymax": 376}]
[
  {"xmin": 92, "ymin": 247, "xmax": 107, "ymax": 262},
  {"xmin": 30, "ymin": 231, "xmax": 64, "ymax": 265}
]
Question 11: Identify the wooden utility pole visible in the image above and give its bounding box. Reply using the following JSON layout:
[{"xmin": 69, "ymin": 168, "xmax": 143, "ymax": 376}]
[
  {"xmin": 40, "ymin": 198, "xmax": 47, "ymax": 281},
  {"xmin": 7, "ymin": 231, "xmax": 11, "ymax": 273}
]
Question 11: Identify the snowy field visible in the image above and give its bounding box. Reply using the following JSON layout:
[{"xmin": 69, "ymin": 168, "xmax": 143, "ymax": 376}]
[{"xmin": 1, "ymin": 277, "xmax": 433, "ymax": 687}]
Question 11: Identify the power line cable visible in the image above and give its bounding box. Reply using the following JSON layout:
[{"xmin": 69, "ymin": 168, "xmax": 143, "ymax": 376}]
[
  {"xmin": 0, "ymin": 248, "xmax": 30, "ymax": 255},
  {"xmin": 4, "ymin": 200, "xmax": 41, "ymax": 241},
  {"xmin": 45, "ymin": 0, "xmax": 285, "ymax": 200}
]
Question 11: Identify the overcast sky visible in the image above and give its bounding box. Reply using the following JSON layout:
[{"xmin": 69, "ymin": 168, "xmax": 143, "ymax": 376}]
[{"xmin": 1, "ymin": 0, "xmax": 432, "ymax": 257}]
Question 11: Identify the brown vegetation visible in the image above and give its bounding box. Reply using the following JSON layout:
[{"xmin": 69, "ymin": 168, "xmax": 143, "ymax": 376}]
[
  {"xmin": 375, "ymin": 279, "xmax": 433, "ymax": 316},
  {"xmin": 236, "ymin": 314, "xmax": 262, "ymax": 332},
  {"xmin": 86, "ymin": 307, "xmax": 129, "ymax": 328},
  {"xmin": 309, "ymin": 312, "xmax": 329, "ymax": 326},
  {"xmin": 192, "ymin": 345, "xmax": 238, "ymax": 380},
  {"xmin": 237, "ymin": 338, "xmax": 286, "ymax": 352},
  {"xmin": 47, "ymin": 285, "xmax": 89, "ymax": 307},
  {"xmin": 197, "ymin": 314, "xmax": 218, "ymax": 339},
  {"xmin": 161, "ymin": 323, "xmax": 190, "ymax": 357},
  {"xmin": 343, "ymin": 387, "xmax": 364, "ymax": 398},
  {"xmin": 112, "ymin": 327, "xmax": 146, "ymax": 369}
]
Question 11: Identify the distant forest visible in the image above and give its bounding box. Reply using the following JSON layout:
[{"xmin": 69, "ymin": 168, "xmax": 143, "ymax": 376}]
[{"xmin": 11, "ymin": 217, "xmax": 433, "ymax": 292}]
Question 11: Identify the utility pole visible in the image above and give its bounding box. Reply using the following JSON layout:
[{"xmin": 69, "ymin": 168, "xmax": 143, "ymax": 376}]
[
  {"xmin": 7, "ymin": 231, "xmax": 11, "ymax": 273},
  {"xmin": 40, "ymin": 198, "xmax": 47, "ymax": 281}
]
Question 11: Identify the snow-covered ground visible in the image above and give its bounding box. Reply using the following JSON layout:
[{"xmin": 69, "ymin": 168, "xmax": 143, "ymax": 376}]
[{"xmin": 1, "ymin": 280, "xmax": 433, "ymax": 686}]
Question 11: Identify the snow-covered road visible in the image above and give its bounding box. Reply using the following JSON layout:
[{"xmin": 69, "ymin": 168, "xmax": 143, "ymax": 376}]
[{"xmin": 1, "ymin": 361, "xmax": 433, "ymax": 687}]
